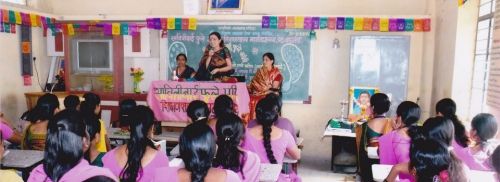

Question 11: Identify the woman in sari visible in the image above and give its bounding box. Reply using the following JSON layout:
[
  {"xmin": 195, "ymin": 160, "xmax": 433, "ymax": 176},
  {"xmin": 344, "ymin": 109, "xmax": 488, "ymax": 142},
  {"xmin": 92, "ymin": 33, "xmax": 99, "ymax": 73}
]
[
  {"xmin": 356, "ymin": 93, "xmax": 392, "ymax": 182},
  {"xmin": 248, "ymin": 52, "xmax": 283, "ymax": 120},
  {"xmin": 195, "ymin": 31, "xmax": 234, "ymax": 81}
]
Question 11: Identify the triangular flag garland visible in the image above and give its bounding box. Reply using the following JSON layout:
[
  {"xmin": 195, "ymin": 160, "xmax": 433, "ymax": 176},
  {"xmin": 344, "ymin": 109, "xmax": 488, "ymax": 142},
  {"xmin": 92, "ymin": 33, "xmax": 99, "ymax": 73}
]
[{"xmin": 261, "ymin": 16, "xmax": 431, "ymax": 32}]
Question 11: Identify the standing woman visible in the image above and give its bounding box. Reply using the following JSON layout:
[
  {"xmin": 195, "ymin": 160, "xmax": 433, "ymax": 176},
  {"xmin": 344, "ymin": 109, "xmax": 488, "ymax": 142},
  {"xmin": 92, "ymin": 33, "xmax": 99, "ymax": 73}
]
[
  {"xmin": 248, "ymin": 53, "xmax": 283, "ymax": 120},
  {"xmin": 28, "ymin": 109, "xmax": 117, "ymax": 181},
  {"xmin": 174, "ymin": 53, "xmax": 196, "ymax": 80},
  {"xmin": 22, "ymin": 93, "xmax": 60, "ymax": 150},
  {"xmin": 195, "ymin": 31, "xmax": 234, "ymax": 81},
  {"xmin": 102, "ymin": 106, "xmax": 169, "ymax": 182}
]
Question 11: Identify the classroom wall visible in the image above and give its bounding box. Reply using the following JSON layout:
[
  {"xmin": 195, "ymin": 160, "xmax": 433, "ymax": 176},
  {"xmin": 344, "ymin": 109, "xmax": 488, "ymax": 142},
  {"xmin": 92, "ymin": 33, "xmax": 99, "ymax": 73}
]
[
  {"xmin": 431, "ymin": 0, "xmax": 479, "ymax": 121},
  {"xmin": 51, "ymin": 0, "xmax": 429, "ymax": 16},
  {"xmin": 0, "ymin": 28, "xmax": 51, "ymax": 124},
  {"xmin": 0, "ymin": 3, "xmax": 54, "ymax": 124}
]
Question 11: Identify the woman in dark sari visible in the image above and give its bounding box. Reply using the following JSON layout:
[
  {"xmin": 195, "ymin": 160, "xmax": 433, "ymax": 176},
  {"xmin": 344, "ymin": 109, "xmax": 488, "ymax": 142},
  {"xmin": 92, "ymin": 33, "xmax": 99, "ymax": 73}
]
[
  {"xmin": 174, "ymin": 53, "xmax": 196, "ymax": 80},
  {"xmin": 195, "ymin": 31, "xmax": 234, "ymax": 81}
]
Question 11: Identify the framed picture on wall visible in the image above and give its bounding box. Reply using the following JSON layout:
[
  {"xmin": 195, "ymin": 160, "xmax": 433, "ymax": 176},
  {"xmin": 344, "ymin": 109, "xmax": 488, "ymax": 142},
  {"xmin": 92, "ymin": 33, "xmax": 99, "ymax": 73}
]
[
  {"xmin": 348, "ymin": 86, "xmax": 379, "ymax": 121},
  {"xmin": 207, "ymin": 0, "xmax": 244, "ymax": 15}
]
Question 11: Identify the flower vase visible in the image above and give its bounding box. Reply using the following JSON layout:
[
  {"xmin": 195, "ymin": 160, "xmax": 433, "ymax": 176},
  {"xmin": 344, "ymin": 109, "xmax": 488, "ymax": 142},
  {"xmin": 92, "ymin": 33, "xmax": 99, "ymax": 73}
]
[{"xmin": 133, "ymin": 81, "xmax": 141, "ymax": 93}]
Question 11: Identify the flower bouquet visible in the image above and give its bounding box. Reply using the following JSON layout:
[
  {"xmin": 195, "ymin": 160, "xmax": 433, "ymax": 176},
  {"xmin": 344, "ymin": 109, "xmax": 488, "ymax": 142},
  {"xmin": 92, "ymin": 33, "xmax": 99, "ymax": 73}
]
[{"xmin": 130, "ymin": 67, "xmax": 144, "ymax": 93}]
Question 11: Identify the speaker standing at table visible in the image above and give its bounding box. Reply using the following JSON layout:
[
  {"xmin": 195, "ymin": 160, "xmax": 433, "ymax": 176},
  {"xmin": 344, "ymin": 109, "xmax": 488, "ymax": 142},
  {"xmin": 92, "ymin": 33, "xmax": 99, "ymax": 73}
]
[{"xmin": 195, "ymin": 32, "xmax": 235, "ymax": 82}]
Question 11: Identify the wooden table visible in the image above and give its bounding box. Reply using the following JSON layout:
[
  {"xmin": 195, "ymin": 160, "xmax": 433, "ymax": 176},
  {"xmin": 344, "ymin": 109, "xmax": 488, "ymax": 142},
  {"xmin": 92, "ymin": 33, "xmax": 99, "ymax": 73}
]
[
  {"xmin": 1, "ymin": 149, "xmax": 45, "ymax": 180},
  {"xmin": 323, "ymin": 127, "xmax": 357, "ymax": 173}
]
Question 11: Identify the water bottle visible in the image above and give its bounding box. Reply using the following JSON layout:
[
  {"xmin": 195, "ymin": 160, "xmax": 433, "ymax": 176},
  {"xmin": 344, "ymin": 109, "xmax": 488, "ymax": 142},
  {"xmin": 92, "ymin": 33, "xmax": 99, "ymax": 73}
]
[{"xmin": 172, "ymin": 70, "xmax": 179, "ymax": 81}]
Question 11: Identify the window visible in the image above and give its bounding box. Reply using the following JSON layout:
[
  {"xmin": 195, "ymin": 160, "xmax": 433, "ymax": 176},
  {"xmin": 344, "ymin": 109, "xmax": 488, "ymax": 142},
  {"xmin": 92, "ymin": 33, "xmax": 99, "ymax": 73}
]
[
  {"xmin": 469, "ymin": 0, "xmax": 495, "ymax": 118},
  {"xmin": 1, "ymin": 0, "xmax": 26, "ymax": 5}
]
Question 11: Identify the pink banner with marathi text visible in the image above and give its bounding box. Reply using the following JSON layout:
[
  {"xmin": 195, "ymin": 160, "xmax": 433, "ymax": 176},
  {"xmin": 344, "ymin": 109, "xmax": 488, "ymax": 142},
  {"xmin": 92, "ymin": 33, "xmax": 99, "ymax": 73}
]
[{"xmin": 147, "ymin": 81, "xmax": 250, "ymax": 122}]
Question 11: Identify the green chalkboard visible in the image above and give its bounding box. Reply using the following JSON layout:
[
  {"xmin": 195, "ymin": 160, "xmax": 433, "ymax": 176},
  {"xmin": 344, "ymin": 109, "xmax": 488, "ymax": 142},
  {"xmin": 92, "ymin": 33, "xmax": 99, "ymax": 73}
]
[{"xmin": 167, "ymin": 24, "xmax": 311, "ymax": 102}]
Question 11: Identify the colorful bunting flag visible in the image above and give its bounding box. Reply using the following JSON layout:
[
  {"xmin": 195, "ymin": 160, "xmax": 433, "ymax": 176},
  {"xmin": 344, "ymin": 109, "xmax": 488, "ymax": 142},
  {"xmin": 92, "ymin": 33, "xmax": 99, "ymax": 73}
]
[
  {"xmin": 0, "ymin": 23, "xmax": 3, "ymax": 32},
  {"xmin": 336, "ymin": 17, "xmax": 345, "ymax": 30},
  {"xmin": 389, "ymin": 19, "xmax": 397, "ymax": 31},
  {"xmin": 182, "ymin": 18, "xmax": 189, "ymax": 30},
  {"xmin": 2, "ymin": 10, "xmax": 8, "ymax": 23},
  {"xmin": 4, "ymin": 23, "xmax": 10, "ymax": 33},
  {"xmin": 67, "ymin": 24, "xmax": 75, "ymax": 35},
  {"xmin": 405, "ymin": 19, "xmax": 414, "ymax": 31},
  {"xmin": 344, "ymin": 17, "xmax": 353, "ymax": 30},
  {"xmin": 270, "ymin": 16, "xmax": 278, "ymax": 29},
  {"xmin": 9, "ymin": 10, "xmax": 15, "ymax": 24},
  {"xmin": 11, "ymin": 24, "xmax": 15, "ymax": 33},
  {"xmin": 278, "ymin": 16, "xmax": 286, "ymax": 29},
  {"xmin": 286, "ymin": 16, "xmax": 295, "ymax": 29},
  {"xmin": 262, "ymin": 16, "xmax": 270, "ymax": 28},
  {"xmin": 80, "ymin": 23, "xmax": 89, "ymax": 32},
  {"xmin": 188, "ymin": 18, "xmax": 197, "ymax": 30},
  {"xmin": 414, "ymin": 19, "xmax": 423, "ymax": 32},
  {"xmin": 380, "ymin": 18, "xmax": 389, "ymax": 32},
  {"xmin": 363, "ymin": 18, "xmax": 373, "ymax": 31},
  {"xmin": 167, "ymin": 18, "xmax": 175, "ymax": 30},
  {"xmin": 146, "ymin": 18, "xmax": 154, "ymax": 29},
  {"xmin": 397, "ymin": 19, "xmax": 405, "ymax": 31},
  {"xmin": 353, "ymin": 17, "xmax": 364, "ymax": 31},
  {"xmin": 319, "ymin": 17, "xmax": 328, "ymax": 29},
  {"xmin": 161, "ymin": 18, "xmax": 167, "ymax": 30},
  {"xmin": 14, "ymin": 11, "xmax": 21, "ymax": 24},
  {"xmin": 174, "ymin": 18, "xmax": 181, "ymax": 30},
  {"xmin": 103, "ymin": 23, "xmax": 112, "ymax": 35},
  {"xmin": 312, "ymin": 17, "xmax": 320, "ymax": 29},
  {"xmin": 423, "ymin": 18, "xmax": 431, "ymax": 32},
  {"xmin": 112, "ymin": 23, "xmax": 120, "ymax": 35},
  {"xmin": 327, "ymin": 17, "xmax": 336, "ymax": 30},
  {"xmin": 121, "ymin": 23, "xmax": 129, "ymax": 35},
  {"xmin": 295, "ymin": 16, "xmax": 304, "ymax": 29},
  {"xmin": 129, "ymin": 23, "xmax": 138, "ymax": 36},
  {"xmin": 303, "ymin": 17, "xmax": 312, "ymax": 29},
  {"xmin": 372, "ymin": 18, "xmax": 380, "ymax": 31},
  {"xmin": 30, "ymin": 14, "xmax": 38, "ymax": 27}
]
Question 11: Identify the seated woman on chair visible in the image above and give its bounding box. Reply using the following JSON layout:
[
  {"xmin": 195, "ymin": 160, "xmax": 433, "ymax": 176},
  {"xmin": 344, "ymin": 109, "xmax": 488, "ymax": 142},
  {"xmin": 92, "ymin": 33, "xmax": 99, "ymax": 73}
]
[
  {"xmin": 357, "ymin": 93, "xmax": 392, "ymax": 182},
  {"xmin": 22, "ymin": 93, "xmax": 60, "ymax": 150},
  {"xmin": 154, "ymin": 122, "xmax": 241, "ymax": 182},
  {"xmin": 378, "ymin": 101, "xmax": 421, "ymax": 181},
  {"xmin": 102, "ymin": 106, "xmax": 169, "ymax": 182},
  {"xmin": 243, "ymin": 96, "xmax": 301, "ymax": 182},
  {"xmin": 248, "ymin": 52, "xmax": 283, "ymax": 120},
  {"xmin": 174, "ymin": 53, "xmax": 196, "ymax": 80}
]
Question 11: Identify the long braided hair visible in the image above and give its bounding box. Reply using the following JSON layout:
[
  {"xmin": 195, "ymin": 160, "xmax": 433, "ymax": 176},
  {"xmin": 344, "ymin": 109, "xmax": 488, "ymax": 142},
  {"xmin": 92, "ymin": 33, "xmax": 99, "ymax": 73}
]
[{"xmin": 255, "ymin": 96, "xmax": 279, "ymax": 164}]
